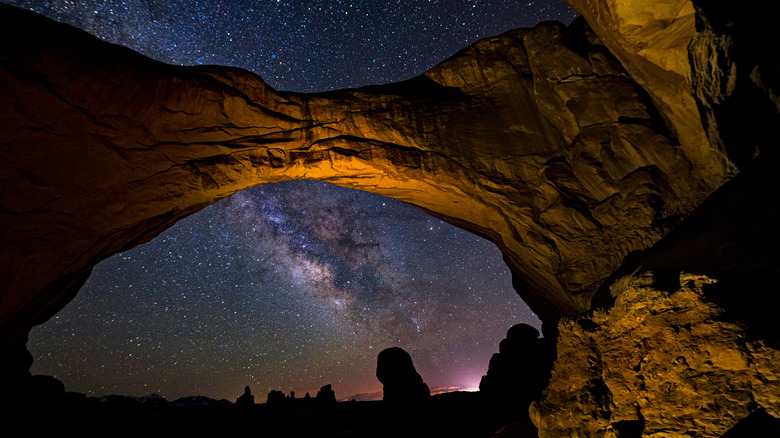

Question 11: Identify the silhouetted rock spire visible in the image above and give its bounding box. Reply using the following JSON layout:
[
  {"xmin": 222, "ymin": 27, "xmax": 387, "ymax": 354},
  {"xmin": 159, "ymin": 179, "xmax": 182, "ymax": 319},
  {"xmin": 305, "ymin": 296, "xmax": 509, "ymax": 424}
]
[
  {"xmin": 480, "ymin": 323, "xmax": 552, "ymax": 408},
  {"xmin": 376, "ymin": 347, "xmax": 430, "ymax": 405},
  {"xmin": 235, "ymin": 385, "xmax": 255, "ymax": 407},
  {"xmin": 316, "ymin": 384, "xmax": 336, "ymax": 404},
  {"xmin": 266, "ymin": 389, "xmax": 286, "ymax": 406}
]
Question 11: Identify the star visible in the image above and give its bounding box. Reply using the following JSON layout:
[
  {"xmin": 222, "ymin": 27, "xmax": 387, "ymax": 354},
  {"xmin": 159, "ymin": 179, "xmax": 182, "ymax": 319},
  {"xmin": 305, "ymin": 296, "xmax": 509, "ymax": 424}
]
[{"xmin": 12, "ymin": 0, "xmax": 578, "ymax": 401}]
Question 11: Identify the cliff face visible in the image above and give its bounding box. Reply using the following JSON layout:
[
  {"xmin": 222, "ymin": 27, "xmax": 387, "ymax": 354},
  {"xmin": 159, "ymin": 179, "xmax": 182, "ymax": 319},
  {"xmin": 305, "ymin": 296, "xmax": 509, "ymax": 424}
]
[
  {"xmin": 531, "ymin": 139, "xmax": 780, "ymax": 436},
  {"xmin": 1, "ymin": 0, "xmax": 779, "ymax": 434},
  {"xmin": 528, "ymin": 1, "xmax": 780, "ymax": 435},
  {"xmin": 567, "ymin": 0, "xmax": 779, "ymax": 169}
]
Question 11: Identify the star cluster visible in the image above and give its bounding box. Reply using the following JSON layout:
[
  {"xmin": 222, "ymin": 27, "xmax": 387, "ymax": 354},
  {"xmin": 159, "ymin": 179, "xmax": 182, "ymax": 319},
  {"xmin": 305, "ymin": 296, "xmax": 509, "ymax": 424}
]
[{"xmin": 10, "ymin": 0, "xmax": 578, "ymax": 401}]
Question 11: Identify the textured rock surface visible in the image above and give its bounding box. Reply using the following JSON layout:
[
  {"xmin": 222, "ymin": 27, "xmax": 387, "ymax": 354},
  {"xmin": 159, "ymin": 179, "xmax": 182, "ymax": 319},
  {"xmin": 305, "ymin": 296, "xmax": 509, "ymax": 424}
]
[
  {"xmin": 530, "ymin": 150, "xmax": 780, "ymax": 436},
  {"xmin": 563, "ymin": 0, "xmax": 721, "ymax": 174},
  {"xmin": 2, "ymin": 1, "xmax": 779, "ymax": 435},
  {"xmin": 0, "ymin": 3, "xmax": 731, "ymax": 350},
  {"xmin": 531, "ymin": 271, "xmax": 780, "ymax": 437},
  {"xmin": 521, "ymin": 4, "xmax": 780, "ymax": 434},
  {"xmin": 687, "ymin": 0, "xmax": 780, "ymax": 166},
  {"xmin": 566, "ymin": 0, "xmax": 779, "ymax": 179}
]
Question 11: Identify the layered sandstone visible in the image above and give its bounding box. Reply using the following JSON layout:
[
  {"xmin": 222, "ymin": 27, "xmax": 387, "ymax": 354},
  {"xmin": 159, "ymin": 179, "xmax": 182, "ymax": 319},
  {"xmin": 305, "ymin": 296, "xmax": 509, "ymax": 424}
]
[
  {"xmin": 566, "ymin": 0, "xmax": 779, "ymax": 179},
  {"xmin": 0, "ymin": 5, "xmax": 729, "ymax": 349},
  {"xmin": 531, "ymin": 150, "xmax": 780, "ymax": 436},
  {"xmin": 2, "ymin": 1, "xmax": 779, "ymax": 435}
]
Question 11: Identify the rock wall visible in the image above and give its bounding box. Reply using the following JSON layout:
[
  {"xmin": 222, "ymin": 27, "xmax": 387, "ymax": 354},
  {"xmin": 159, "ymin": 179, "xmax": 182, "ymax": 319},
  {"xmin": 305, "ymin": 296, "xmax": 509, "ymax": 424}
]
[
  {"xmin": 527, "ymin": 1, "xmax": 780, "ymax": 435},
  {"xmin": 531, "ymin": 271, "xmax": 780, "ymax": 437},
  {"xmin": 530, "ymin": 128, "xmax": 780, "ymax": 435},
  {"xmin": 566, "ymin": 0, "xmax": 779, "ymax": 168},
  {"xmin": 563, "ymin": 0, "xmax": 720, "ymax": 172}
]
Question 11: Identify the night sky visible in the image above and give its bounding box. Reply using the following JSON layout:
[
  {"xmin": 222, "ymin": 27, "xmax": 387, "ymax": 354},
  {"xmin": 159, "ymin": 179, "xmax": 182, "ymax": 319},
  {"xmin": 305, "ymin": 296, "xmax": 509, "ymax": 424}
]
[{"xmin": 8, "ymin": 0, "xmax": 578, "ymax": 402}]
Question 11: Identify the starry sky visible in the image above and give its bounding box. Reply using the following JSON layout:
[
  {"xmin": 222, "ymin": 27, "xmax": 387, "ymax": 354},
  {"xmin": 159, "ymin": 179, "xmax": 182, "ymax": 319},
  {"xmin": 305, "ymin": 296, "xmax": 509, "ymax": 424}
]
[{"xmin": 9, "ymin": 0, "xmax": 578, "ymax": 402}]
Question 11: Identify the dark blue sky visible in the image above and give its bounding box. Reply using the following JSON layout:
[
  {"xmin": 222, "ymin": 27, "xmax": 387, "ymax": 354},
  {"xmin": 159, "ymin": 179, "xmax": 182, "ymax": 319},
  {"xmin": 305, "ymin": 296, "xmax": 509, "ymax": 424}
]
[{"xmin": 8, "ymin": 0, "xmax": 578, "ymax": 401}]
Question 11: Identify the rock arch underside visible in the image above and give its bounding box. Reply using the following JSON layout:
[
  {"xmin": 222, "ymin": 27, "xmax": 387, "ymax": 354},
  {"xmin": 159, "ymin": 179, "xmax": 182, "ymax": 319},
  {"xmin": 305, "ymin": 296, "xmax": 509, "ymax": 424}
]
[{"xmin": 1, "ymin": 0, "xmax": 779, "ymax": 436}]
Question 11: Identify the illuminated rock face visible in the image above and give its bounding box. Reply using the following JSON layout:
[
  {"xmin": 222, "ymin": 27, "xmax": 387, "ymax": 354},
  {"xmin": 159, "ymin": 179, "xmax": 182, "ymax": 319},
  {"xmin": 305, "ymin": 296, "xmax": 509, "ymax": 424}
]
[
  {"xmin": 530, "ymin": 1, "xmax": 780, "ymax": 435},
  {"xmin": 532, "ymin": 273, "xmax": 780, "ymax": 437},
  {"xmin": 563, "ymin": 0, "xmax": 717, "ymax": 171},
  {"xmin": 1, "ymin": 0, "xmax": 779, "ymax": 433},
  {"xmin": 531, "ymin": 147, "xmax": 780, "ymax": 436},
  {"xmin": 0, "ymin": 5, "xmax": 728, "ymax": 345},
  {"xmin": 566, "ymin": 0, "xmax": 779, "ymax": 169}
]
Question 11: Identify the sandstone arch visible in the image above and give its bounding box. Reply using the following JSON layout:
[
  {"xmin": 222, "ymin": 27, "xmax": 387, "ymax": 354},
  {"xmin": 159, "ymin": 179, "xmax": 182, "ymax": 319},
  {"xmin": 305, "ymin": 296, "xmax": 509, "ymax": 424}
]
[
  {"xmin": 2, "ymin": 1, "xmax": 780, "ymax": 433},
  {"xmin": 0, "ymin": 3, "xmax": 730, "ymax": 347}
]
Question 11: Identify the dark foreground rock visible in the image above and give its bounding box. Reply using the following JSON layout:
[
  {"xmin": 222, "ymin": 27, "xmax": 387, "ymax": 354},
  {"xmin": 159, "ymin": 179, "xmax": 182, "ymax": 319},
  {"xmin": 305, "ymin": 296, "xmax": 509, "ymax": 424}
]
[
  {"xmin": 5, "ymin": 389, "xmax": 508, "ymax": 438},
  {"xmin": 376, "ymin": 347, "xmax": 430, "ymax": 406},
  {"xmin": 235, "ymin": 386, "xmax": 254, "ymax": 407},
  {"xmin": 316, "ymin": 384, "xmax": 337, "ymax": 405},
  {"xmin": 479, "ymin": 324, "xmax": 551, "ymax": 406},
  {"xmin": 479, "ymin": 323, "xmax": 554, "ymax": 434}
]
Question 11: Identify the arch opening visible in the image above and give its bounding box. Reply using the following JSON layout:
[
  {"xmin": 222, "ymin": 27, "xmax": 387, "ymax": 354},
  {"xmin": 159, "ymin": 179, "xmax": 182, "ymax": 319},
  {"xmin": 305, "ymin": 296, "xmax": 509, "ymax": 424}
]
[
  {"xmin": 1, "ymin": 1, "xmax": 728, "ymax": 397},
  {"xmin": 28, "ymin": 180, "xmax": 541, "ymax": 401}
]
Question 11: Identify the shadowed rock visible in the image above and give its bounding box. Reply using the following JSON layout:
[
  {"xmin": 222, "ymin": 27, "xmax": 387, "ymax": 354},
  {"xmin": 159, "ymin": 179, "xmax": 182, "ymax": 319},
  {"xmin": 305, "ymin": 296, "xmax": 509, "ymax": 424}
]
[
  {"xmin": 480, "ymin": 324, "xmax": 551, "ymax": 406},
  {"xmin": 235, "ymin": 385, "xmax": 254, "ymax": 407},
  {"xmin": 20, "ymin": 374, "xmax": 66, "ymax": 407},
  {"xmin": 266, "ymin": 390, "xmax": 286, "ymax": 407},
  {"xmin": 376, "ymin": 347, "xmax": 430, "ymax": 405},
  {"xmin": 315, "ymin": 384, "xmax": 336, "ymax": 405}
]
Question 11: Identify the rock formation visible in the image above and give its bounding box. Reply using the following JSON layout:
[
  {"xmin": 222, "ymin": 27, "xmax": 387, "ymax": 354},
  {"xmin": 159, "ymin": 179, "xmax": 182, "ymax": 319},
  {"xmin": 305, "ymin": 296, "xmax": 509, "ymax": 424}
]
[
  {"xmin": 18, "ymin": 374, "xmax": 66, "ymax": 408},
  {"xmin": 479, "ymin": 324, "xmax": 553, "ymax": 436},
  {"xmin": 523, "ymin": 2, "xmax": 780, "ymax": 434},
  {"xmin": 567, "ymin": 0, "xmax": 779, "ymax": 171},
  {"xmin": 0, "ymin": 1, "xmax": 736, "ymax": 355},
  {"xmin": 315, "ymin": 384, "xmax": 336, "ymax": 405},
  {"xmin": 1, "ymin": 0, "xmax": 779, "ymax": 435},
  {"xmin": 479, "ymin": 324, "xmax": 551, "ymax": 407},
  {"xmin": 266, "ymin": 390, "xmax": 286, "ymax": 406},
  {"xmin": 532, "ymin": 271, "xmax": 780, "ymax": 437},
  {"xmin": 530, "ymin": 152, "xmax": 780, "ymax": 436},
  {"xmin": 376, "ymin": 347, "xmax": 430, "ymax": 405},
  {"xmin": 235, "ymin": 385, "xmax": 254, "ymax": 407}
]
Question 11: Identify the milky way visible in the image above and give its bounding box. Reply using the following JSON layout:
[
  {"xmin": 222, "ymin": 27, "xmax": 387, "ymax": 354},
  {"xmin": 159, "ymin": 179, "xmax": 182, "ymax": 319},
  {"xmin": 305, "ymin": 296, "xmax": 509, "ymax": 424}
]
[{"xmin": 10, "ymin": 0, "xmax": 579, "ymax": 401}]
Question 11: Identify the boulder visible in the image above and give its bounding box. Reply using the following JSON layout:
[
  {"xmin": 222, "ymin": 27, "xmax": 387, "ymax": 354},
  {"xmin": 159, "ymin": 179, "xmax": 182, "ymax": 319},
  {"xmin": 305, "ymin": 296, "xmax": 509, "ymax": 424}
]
[{"xmin": 376, "ymin": 347, "xmax": 430, "ymax": 405}]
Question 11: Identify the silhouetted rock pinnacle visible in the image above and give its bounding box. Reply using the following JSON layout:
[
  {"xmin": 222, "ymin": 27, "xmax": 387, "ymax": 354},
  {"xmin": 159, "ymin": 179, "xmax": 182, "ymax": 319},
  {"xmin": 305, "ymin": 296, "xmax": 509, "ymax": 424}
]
[
  {"xmin": 316, "ymin": 384, "xmax": 336, "ymax": 404},
  {"xmin": 235, "ymin": 385, "xmax": 254, "ymax": 407},
  {"xmin": 480, "ymin": 324, "xmax": 552, "ymax": 409},
  {"xmin": 376, "ymin": 347, "xmax": 430, "ymax": 405},
  {"xmin": 266, "ymin": 389, "xmax": 286, "ymax": 407}
]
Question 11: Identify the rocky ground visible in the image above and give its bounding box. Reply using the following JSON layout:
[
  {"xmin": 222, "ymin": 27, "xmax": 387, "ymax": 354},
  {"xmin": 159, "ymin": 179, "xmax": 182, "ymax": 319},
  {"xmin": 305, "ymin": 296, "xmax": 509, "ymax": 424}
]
[{"xmin": 7, "ymin": 391, "xmax": 533, "ymax": 437}]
